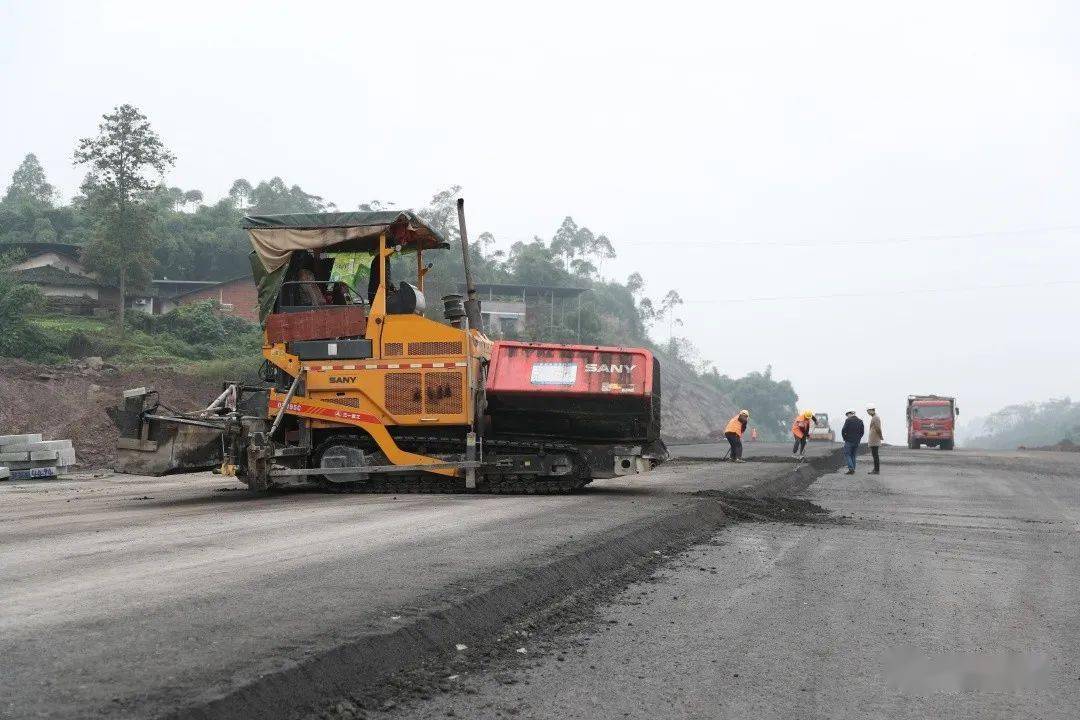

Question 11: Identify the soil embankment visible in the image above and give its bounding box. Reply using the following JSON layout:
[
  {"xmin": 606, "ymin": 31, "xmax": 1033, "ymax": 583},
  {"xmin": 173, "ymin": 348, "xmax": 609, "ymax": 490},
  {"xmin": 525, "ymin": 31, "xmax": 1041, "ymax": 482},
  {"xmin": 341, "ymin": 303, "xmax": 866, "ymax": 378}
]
[{"xmin": 0, "ymin": 360, "xmax": 224, "ymax": 469}]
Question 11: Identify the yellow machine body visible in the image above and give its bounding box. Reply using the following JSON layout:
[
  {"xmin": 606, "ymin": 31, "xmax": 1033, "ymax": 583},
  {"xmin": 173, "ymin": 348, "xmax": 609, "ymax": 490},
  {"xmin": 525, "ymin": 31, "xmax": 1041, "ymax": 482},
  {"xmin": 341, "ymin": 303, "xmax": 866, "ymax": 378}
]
[{"xmin": 261, "ymin": 237, "xmax": 491, "ymax": 478}]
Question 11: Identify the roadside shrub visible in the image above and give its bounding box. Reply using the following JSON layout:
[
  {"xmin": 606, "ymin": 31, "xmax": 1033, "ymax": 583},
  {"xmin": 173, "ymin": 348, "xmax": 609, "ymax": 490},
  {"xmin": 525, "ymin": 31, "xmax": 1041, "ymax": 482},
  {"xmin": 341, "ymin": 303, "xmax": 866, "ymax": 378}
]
[
  {"xmin": 124, "ymin": 301, "xmax": 261, "ymax": 361},
  {"xmin": 65, "ymin": 330, "xmax": 122, "ymax": 359},
  {"xmin": 0, "ymin": 253, "xmax": 67, "ymax": 362}
]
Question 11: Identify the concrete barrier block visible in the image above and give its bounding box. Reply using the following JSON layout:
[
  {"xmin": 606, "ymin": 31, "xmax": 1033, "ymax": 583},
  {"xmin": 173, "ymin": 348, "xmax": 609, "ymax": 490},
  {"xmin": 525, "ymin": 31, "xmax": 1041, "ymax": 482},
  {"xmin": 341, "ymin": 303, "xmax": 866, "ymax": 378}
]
[
  {"xmin": 0, "ymin": 466, "xmax": 10, "ymax": 480},
  {"xmin": 1, "ymin": 439, "xmax": 74, "ymax": 454},
  {"xmin": 0, "ymin": 451, "xmax": 31, "ymax": 462},
  {"xmin": 35, "ymin": 440, "xmax": 74, "ymax": 451},
  {"xmin": 31, "ymin": 450, "xmax": 61, "ymax": 461},
  {"xmin": 3, "ymin": 459, "xmax": 67, "ymax": 471},
  {"xmin": 0, "ymin": 434, "xmax": 42, "ymax": 447}
]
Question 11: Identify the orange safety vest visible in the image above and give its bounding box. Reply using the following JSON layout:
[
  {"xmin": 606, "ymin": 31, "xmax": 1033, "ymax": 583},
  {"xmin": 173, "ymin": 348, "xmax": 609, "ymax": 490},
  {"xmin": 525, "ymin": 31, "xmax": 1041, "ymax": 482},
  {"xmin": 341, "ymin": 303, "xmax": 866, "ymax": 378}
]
[
  {"xmin": 792, "ymin": 417, "xmax": 810, "ymax": 439},
  {"xmin": 724, "ymin": 415, "xmax": 745, "ymax": 437}
]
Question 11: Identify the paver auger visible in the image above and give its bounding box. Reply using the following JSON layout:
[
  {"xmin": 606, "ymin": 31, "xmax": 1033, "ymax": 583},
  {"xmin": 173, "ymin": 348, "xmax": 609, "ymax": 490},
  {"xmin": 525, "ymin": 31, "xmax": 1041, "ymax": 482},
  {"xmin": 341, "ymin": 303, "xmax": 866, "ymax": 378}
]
[{"xmin": 110, "ymin": 200, "xmax": 667, "ymax": 493}]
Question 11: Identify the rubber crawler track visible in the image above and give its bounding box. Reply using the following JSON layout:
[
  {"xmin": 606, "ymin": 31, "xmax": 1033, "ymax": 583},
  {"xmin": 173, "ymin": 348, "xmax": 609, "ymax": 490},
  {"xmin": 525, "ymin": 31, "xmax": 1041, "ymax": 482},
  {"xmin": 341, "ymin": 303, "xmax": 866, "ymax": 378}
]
[{"xmin": 307, "ymin": 434, "xmax": 593, "ymax": 495}]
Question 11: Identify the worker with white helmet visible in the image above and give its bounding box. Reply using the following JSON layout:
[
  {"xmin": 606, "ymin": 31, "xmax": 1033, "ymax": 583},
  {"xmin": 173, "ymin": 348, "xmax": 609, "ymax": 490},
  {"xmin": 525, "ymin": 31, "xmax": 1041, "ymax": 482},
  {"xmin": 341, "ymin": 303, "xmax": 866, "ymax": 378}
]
[
  {"xmin": 724, "ymin": 409, "xmax": 750, "ymax": 463},
  {"xmin": 867, "ymin": 404, "xmax": 883, "ymax": 474}
]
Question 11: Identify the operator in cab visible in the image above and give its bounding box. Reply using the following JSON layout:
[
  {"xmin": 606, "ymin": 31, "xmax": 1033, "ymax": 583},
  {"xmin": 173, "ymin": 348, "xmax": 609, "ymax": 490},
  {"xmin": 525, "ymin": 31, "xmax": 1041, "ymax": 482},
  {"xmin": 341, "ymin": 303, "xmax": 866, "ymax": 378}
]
[
  {"xmin": 297, "ymin": 268, "xmax": 330, "ymax": 306},
  {"xmin": 367, "ymin": 253, "xmax": 396, "ymax": 304}
]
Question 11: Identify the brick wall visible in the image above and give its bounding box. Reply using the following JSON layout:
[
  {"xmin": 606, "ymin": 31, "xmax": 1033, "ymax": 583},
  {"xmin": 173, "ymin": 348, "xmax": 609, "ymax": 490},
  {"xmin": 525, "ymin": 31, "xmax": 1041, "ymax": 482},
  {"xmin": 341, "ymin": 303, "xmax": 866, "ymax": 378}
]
[{"xmin": 176, "ymin": 279, "xmax": 259, "ymax": 323}]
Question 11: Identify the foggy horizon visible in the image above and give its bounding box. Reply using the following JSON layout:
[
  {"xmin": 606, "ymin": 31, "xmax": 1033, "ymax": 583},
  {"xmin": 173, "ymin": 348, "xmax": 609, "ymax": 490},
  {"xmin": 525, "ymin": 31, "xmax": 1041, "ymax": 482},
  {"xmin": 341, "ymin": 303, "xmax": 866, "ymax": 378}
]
[{"xmin": 4, "ymin": 0, "xmax": 1079, "ymax": 439}]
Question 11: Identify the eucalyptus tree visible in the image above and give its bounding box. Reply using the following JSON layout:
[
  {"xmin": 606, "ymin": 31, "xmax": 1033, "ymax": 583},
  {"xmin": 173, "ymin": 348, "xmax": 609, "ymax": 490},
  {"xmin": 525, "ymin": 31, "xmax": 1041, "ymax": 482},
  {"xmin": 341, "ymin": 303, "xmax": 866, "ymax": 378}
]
[
  {"xmin": 74, "ymin": 104, "xmax": 175, "ymax": 333},
  {"xmin": 2, "ymin": 153, "xmax": 56, "ymax": 207}
]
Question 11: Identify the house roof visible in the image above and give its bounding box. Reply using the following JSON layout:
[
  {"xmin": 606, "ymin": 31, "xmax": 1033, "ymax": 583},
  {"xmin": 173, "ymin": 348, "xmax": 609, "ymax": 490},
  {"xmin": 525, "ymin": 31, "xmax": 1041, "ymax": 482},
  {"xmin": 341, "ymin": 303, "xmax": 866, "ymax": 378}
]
[
  {"xmin": 150, "ymin": 279, "xmax": 221, "ymax": 297},
  {"xmin": 13, "ymin": 264, "xmax": 100, "ymax": 288},
  {"xmin": 459, "ymin": 282, "xmax": 589, "ymax": 299},
  {"xmin": 45, "ymin": 294, "xmax": 99, "ymax": 307},
  {"xmin": 1, "ymin": 240, "xmax": 84, "ymax": 259},
  {"xmin": 171, "ymin": 275, "xmax": 251, "ymax": 300}
]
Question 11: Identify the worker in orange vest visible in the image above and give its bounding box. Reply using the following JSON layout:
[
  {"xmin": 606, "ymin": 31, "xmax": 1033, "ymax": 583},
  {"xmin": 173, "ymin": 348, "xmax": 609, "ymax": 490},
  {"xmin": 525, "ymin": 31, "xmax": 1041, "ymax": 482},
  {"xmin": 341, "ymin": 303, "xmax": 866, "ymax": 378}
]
[
  {"xmin": 724, "ymin": 410, "xmax": 750, "ymax": 463},
  {"xmin": 792, "ymin": 410, "xmax": 814, "ymax": 458}
]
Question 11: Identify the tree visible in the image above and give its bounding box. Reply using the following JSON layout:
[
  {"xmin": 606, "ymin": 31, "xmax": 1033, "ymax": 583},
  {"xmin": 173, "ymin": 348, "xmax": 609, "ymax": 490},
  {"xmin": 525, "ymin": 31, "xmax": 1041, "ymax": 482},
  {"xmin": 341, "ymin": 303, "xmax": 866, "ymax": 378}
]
[
  {"xmin": 704, "ymin": 365, "xmax": 798, "ymax": 440},
  {"xmin": 659, "ymin": 289, "xmax": 683, "ymax": 315},
  {"xmin": 183, "ymin": 189, "xmax": 204, "ymax": 211},
  {"xmin": 358, "ymin": 199, "xmax": 395, "ymax": 211},
  {"xmin": 228, "ymin": 178, "xmax": 253, "ymax": 208},
  {"xmin": 416, "ymin": 185, "xmax": 463, "ymax": 241},
  {"xmin": 247, "ymin": 177, "xmax": 333, "ymax": 214},
  {"xmin": 31, "ymin": 217, "xmax": 57, "ymax": 242},
  {"xmin": 3, "ymin": 153, "xmax": 55, "ymax": 207},
  {"xmin": 166, "ymin": 186, "xmax": 185, "ymax": 211},
  {"xmin": 658, "ymin": 289, "xmax": 684, "ymax": 339},
  {"xmin": 74, "ymin": 104, "xmax": 175, "ymax": 334},
  {"xmin": 548, "ymin": 216, "xmax": 617, "ymax": 280}
]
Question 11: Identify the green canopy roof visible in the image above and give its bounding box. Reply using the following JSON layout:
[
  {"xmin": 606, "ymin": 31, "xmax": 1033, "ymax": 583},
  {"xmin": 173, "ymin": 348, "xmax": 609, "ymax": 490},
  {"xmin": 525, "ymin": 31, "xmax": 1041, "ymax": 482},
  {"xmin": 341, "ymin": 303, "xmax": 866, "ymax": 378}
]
[
  {"xmin": 244, "ymin": 210, "xmax": 448, "ymax": 274},
  {"xmin": 243, "ymin": 210, "xmax": 449, "ymax": 325},
  {"xmin": 242, "ymin": 210, "xmax": 441, "ymax": 233}
]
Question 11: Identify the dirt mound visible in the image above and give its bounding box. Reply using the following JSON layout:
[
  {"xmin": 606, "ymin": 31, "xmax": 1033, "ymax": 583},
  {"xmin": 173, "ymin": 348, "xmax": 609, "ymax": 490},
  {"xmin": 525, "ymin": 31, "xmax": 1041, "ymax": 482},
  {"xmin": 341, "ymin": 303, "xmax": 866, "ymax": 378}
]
[
  {"xmin": 0, "ymin": 359, "xmax": 226, "ymax": 469},
  {"xmin": 692, "ymin": 490, "xmax": 835, "ymax": 523}
]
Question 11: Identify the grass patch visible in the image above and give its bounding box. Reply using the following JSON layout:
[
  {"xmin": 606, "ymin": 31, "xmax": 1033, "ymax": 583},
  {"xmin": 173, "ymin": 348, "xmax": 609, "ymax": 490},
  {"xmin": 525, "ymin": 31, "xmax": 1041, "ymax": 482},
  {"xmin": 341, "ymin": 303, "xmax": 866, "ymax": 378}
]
[
  {"xmin": 29, "ymin": 315, "xmax": 111, "ymax": 334},
  {"xmin": 12, "ymin": 303, "xmax": 263, "ymax": 369},
  {"xmin": 183, "ymin": 354, "xmax": 264, "ymax": 383}
]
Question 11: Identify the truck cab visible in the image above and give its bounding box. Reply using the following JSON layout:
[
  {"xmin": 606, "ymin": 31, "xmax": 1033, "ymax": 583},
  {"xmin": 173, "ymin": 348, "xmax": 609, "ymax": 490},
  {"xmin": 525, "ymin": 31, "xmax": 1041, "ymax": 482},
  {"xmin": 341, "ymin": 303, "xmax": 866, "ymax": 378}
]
[{"xmin": 907, "ymin": 395, "xmax": 958, "ymax": 450}]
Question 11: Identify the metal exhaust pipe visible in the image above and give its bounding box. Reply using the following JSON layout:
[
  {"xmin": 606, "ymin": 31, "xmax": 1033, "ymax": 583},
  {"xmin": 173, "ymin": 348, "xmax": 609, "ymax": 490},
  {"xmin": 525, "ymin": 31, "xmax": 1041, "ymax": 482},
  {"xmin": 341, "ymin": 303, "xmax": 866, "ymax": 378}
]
[{"xmin": 456, "ymin": 198, "xmax": 483, "ymax": 331}]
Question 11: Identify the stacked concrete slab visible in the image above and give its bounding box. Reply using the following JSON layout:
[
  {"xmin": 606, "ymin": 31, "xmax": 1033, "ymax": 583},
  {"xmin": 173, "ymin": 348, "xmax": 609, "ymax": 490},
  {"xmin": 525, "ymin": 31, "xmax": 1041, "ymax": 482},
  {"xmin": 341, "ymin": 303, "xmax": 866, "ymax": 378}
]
[{"xmin": 0, "ymin": 434, "xmax": 77, "ymax": 481}]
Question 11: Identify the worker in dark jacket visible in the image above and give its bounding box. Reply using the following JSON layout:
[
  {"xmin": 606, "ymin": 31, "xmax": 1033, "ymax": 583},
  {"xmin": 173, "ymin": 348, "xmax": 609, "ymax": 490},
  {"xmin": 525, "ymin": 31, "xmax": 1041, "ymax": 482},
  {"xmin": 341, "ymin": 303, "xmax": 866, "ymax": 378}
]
[{"xmin": 840, "ymin": 409, "xmax": 864, "ymax": 474}]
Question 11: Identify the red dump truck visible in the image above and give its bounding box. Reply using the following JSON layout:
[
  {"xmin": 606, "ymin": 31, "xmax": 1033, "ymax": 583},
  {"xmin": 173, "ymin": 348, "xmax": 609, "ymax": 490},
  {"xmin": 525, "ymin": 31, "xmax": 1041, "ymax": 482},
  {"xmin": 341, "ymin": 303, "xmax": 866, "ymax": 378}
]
[{"xmin": 906, "ymin": 395, "xmax": 959, "ymax": 450}]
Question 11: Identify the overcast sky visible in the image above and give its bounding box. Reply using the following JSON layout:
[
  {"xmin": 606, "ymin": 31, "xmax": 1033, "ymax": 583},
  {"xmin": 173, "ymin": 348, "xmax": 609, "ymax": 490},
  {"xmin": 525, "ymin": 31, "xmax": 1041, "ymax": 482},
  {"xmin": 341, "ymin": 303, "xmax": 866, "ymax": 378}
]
[{"xmin": 3, "ymin": 0, "xmax": 1079, "ymax": 437}]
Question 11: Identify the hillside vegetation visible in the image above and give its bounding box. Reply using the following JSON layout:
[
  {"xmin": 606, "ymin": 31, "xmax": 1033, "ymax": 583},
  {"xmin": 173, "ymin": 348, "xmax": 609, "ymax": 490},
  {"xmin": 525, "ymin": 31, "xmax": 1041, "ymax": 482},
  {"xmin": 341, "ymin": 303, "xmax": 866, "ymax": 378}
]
[{"xmin": 963, "ymin": 398, "xmax": 1080, "ymax": 450}]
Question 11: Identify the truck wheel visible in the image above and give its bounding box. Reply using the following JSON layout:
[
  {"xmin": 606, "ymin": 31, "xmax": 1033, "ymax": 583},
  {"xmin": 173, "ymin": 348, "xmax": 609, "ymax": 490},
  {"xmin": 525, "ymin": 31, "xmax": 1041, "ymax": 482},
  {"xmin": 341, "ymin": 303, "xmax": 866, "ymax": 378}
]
[{"xmin": 940, "ymin": 440, "xmax": 954, "ymax": 451}]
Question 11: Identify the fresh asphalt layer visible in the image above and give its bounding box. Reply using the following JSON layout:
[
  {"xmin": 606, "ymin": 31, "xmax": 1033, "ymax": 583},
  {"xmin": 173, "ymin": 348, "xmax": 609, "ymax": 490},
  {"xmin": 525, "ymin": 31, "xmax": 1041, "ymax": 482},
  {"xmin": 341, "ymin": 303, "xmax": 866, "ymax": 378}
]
[
  {"xmin": 387, "ymin": 447, "xmax": 1080, "ymax": 720},
  {"xmin": 0, "ymin": 443, "xmax": 841, "ymax": 720}
]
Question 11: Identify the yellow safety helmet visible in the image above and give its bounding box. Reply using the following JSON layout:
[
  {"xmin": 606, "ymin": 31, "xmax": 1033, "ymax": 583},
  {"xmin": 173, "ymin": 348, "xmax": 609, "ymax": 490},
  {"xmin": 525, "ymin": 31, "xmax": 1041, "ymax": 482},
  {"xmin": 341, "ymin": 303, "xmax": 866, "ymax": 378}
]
[
  {"xmin": 739, "ymin": 409, "xmax": 750, "ymax": 417},
  {"xmin": 803, "ymin": 410, "xmax": 814, "ymax": 419}
]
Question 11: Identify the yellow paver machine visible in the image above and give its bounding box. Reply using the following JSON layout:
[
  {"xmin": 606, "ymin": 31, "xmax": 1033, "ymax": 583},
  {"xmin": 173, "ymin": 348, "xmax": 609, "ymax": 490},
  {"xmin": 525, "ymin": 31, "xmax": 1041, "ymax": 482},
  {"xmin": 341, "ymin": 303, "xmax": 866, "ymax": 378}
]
[{"xmin": 111, "ymin": 201, "xmax": 667, "ymax": 493}]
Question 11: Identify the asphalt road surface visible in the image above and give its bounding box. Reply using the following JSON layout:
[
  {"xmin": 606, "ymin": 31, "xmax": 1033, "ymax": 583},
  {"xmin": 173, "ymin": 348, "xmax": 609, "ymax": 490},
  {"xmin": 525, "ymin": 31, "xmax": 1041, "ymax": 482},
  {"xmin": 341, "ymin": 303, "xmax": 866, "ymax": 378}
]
[
  {"xmin": 0, "ymin": 444, "xmax": 822, "ymax": 720},
  {"xmin": 386, "ymin": 447, "xmax": 1080, "ymax": 720},
  {"xmin": 5, "ymin": 445, "xmax": 1075, "ymax": 719}
]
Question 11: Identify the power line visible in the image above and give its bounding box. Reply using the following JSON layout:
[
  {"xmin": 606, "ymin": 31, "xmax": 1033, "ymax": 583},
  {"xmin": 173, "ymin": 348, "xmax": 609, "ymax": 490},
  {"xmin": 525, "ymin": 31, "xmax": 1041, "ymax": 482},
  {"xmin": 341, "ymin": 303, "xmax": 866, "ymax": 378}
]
[
  {"xmin": 681, "ymin": 278, "xmax": 1080, "ymax": 304},
  {"xmin": 617, "ymin": 224, "xmax": 1080, "ymax": 248}
]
